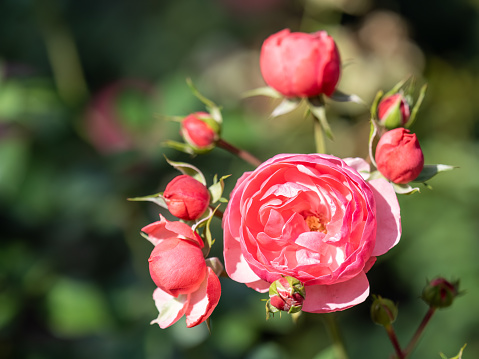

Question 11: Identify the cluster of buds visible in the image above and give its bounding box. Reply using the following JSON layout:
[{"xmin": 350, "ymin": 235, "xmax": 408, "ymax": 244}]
[
  {"xmin": 130, "ymin": 159, "xmax": 231, "ymax": 329},
  {"xmin": 369, "ymin": 79, "xmax": 454, "ymax": 191},
  {"xmin": 266, "ymin": 276, "xmax": 305, "ymax": 318}
]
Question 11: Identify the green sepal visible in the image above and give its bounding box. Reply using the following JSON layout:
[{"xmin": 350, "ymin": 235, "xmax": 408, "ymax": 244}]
[
  {"xmin": 368, "ymin": 119, "xmax": 379, "ymax": 168},
  {"xmin": 163, "ymin": 140, "xmax": 197, "ymax": 155},
  {"xmin": 307, "ymin": 96, "xmax": 334, "ymax": 140},
  {"xmin": 208, "ymin": 174, "xmax": 231, "ymax": 204},
  {"xmin": 127, "ymin": 192, "xmax": 167, "ymax": 208},
  {"xmin": 412, "ymin": 164, "xmax": 456, "ymax": 183},
  {"xmin": 186, "ymin": 78, "xmax": 223, "ymax": 125},
  {"xmin": 242, "ymin": 86, "xmax": 282, "ymax": 99},
  {"xmin": 370, "ymin": 90, "xmax": 384, "ymax": 121},
  {"xmin": 383, "ymin": 77, "xmax": 410, "ymax": 98},
  {"xmin": 165, "ymin": 157, "xmax": 207, "ymax": 186},
  {"xmin": 270, "ymin": 97, "xmax": 302, "ymax": 118},
  {"xmin": 406, "ymin": 83, "xmax": 427, "ymax": 128},
  {"xmin": 440, "ymin": 344, "xmax": 467, "ymax": 359},
  {"xmin": 205, "ymin": 257, "xmax": 224, "ymax": 277},
  {"xmin": 370, "ymin": 294, "xmax": 398, "ymax": 327},
  {"xmin": 391, "ymin": 182, "xmax": 420, "ymax": 195},
  {"xmin": 329, "ymin": 89, "xmax": 365, "ymax": 105}
]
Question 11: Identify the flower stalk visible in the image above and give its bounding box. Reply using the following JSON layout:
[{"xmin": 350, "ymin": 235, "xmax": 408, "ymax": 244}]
[{"xmin": 217, "ymin": 138, "xmax": 262, "ymax": 167}]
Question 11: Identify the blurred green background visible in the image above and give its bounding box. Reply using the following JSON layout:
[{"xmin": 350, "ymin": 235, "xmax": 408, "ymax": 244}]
[{"xmin": 1, "ymin": 0, "xmax": 478, "ymax": 358}]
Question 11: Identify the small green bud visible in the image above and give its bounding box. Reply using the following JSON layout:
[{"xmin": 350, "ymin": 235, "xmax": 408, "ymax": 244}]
[
  {"xmin": 422, "ymin": 278, "xmax": 460, "ymax": 309},
  {"xmin": 370, "ymin": 295, "xmax": 398, "ymax": 327}
]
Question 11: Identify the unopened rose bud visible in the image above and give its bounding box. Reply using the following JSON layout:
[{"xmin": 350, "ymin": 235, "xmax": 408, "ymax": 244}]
[
  {"xmin": 377, "ymin": 94, "xmax": 410, "ymax": 129},
  {"xmin": 375, "ymin": 128, "xmax": 424, "ymax": 184},
  {"xmin": 181, "ymin": 112, "xmax": 219, "ymax": 151},
  {"xmin": 267, "ymin": 276, "xmax": 305, "ymax": 314},
  {"xmin": 163, "ymin": 175, "xmax": 210, "ymax": 220},
  {"xmin": 422, "ymin": 278, "xmax": 460, "ymax": 309},
  {"xmin": 148, "ymin": 235, "xmax": 207, "ymax": 297},
  {"xmin": 370, "ymin": 295, "xmax": 398, "ymax": 327},
  {"xmin": 260, "ymin": 29, "xmax": 341, "ymax": 98}
]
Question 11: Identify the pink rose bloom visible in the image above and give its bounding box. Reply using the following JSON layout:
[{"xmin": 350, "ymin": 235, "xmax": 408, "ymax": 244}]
[
  {"xmin": 260, "ymin": 29, "xmax": 341, "ymax": 98},
  {"xmin": 143, "ymin": 216, "xmax": 221, "ymax": 328},
  {"xmin": 375, "ymin": 128, "xmax": 424, "ymax": 184},
  {"xmin": 223, "ymin": 154, "xmax": 401, "ymax": 313}
]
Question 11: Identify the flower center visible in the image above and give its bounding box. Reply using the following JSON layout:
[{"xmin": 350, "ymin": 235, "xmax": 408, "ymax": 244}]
[{"xmin": 305, "ymin": 215, "xmax": 327, "ymax": 233}]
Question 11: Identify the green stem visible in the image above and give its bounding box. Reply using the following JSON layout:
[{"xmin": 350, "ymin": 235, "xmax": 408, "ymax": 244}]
[
  {"xmin": 217, "ymin": 138, "xmax": 262, "ymax": 167},
  {"xmin": 323, "ymin": 313, "xmax": 349, "ymax": 359},
  {"xmin": 313, "ymin": 116, "xmax": 326, "ymax": 154},
  {"xmin": 403, "ymin": 308, "xmax": 436, "ymax": 358}
]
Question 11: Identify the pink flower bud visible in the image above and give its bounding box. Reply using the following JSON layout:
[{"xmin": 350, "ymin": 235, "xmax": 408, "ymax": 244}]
[
  {"xmin": 377, "ymin": 94, "xmax": 410, "ymax": 129},
  {"xmin": 375, "ymin": 128, "xmax": 424, "ymax": 184},
  {"xmin": 370, "ymin": 295, "xmax": 398, "ymax": 327},
  {"xmin": 148, "ymin": 236, "xmax": 207, "ymax": 297},
  {"xmin": 163, "ymin": 175, "xmax": 210, "ymax": 220},
  {"xmin": 422, "ymin": 278, "xmax": 460, "ymax": 309},
  {"xmin": 181, "ymin": 112, "xmax": 218, "ymax": 149},
  {"xmin": 260, "ymin": 29, "xmax": 341, "ymax": 98},
  {"xmin": 268, "ymin": 276, "xmax": 305, "ymax": 314}
]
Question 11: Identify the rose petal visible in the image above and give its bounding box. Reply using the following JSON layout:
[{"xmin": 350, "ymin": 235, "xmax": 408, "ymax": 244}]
[
  {"xmin": 142, "ymin": 215, "xmax": 203, "ymax": 247},
  {"xmin": 150, "ymin": 288, "xmax": 189, "ymax": 329},
  {"xmin": 368, "ymin": 178, "xmax": 401, "ymax": 256},
  {"xmin": 301, "ymin": 271, "xmax": 370, "ymax": 313},
  {"xmin": 185, "ymin": 267, "xmax": 221, "ymax": 328}
]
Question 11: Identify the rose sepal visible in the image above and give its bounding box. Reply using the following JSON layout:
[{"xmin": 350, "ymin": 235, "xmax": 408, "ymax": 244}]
[
  {"xmin": 329, "ymin": 89, "xmax": 365, "ymax": 105},
  {"xmin": 411, "ymin": 164, "xmax": 456, "ymax": 183}
]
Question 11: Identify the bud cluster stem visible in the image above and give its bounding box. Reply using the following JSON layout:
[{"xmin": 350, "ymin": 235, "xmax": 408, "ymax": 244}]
[{"xmin": 217, "ymin": 138, "xmax": 262, "ymax": 167}]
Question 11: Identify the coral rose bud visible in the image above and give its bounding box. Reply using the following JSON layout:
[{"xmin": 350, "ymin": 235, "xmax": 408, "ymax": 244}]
[
  {"xmin": 163, "ymin": 175, "xmax": 210, "ymax": 221},
  {"xmin": 370, "ymin": 295, "xmax": 398, "ymax": 327},
  {"xmin": 148, "ymin": 236, "xmax": 207, "ymax": 297},
  {"xmin": 377, "ymin": 94, "xmax": 410, "ymax": 129},
  {"xmin": 260, "ymin": 28, "xmax": 341, "ymax": 98},
  {"xmin": 422, "ymin": 278, "xmax": 460, "ymax": 309},
  {"xmin": 267, "ymin": 276, "xmax": 305, "ymax": 314},
  {"xmin": 375, "ymin": 128, "xmax": 424, "ymax": 184},
  {"xmin": 181, "ymin": 112, "xmax": 218, "ymax": 150}
]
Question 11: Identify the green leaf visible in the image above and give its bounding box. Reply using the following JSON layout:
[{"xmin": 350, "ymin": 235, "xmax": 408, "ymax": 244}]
[
  {"xmin": 165, "ymin": 157, "xmax": 207, "ymax": 185},
  {"xmin": 242, "ymin": 86, "xmax": 282, "ymax": 99},
  {"xmin": 406, "ymin": 83, "xmax": 428, "ymax": 128},
  {"xmin": 270, "ymin": 97, "xmax": 302, "ymax": 118},
  {"xmin": 413, "ymin": 164, "xmax": 456, "ymax": 183},
  {"xmin": 127, "ymin": 192, "xmax": 167, "ymax": 208},
  {"xmin": 208, "ymin": 174, "xmax": 231, "ymax": 204},
  {"xmin": 329, "ymin": 89, "xmax": 365, "ymax": 105}
]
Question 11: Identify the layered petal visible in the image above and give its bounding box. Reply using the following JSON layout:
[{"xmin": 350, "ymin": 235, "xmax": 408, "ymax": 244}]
[
  {"xmin": 301, "ymin": 271, "xmax": 370, "ymax": 313},
  {"xmin": 151, "ymin": 288, "xmax": 189, "ymax": 329}
]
